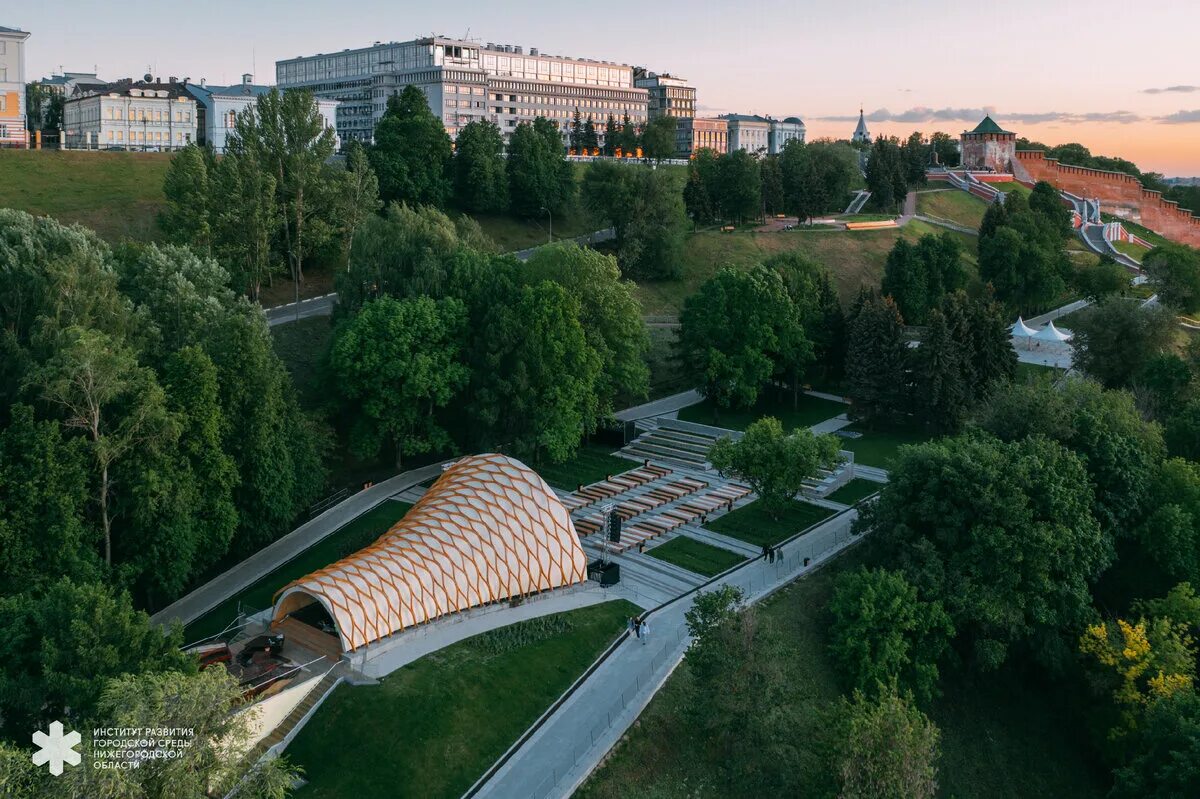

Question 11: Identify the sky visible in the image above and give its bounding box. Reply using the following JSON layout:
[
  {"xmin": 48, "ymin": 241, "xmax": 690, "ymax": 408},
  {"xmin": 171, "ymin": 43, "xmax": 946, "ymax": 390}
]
[{"xmin": 9, "ymin": 0, "xmax": 1200, "ymax": 175}]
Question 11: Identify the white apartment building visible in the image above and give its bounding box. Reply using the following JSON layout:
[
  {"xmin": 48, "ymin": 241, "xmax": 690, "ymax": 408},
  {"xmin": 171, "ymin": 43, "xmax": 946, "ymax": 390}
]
[
  {"xmin": 63, "ymin": 78, "xmax": 197, "ymax": 151},
  {"xmin": 276, "ymin": 36, "xmax": 649, "ymax": 145},
  {"xmin": 187, "ymin": 74, "xmax": 339, "ymax": 154},
  {"xmin": 0, "ymin": 25, "xmax": 30, "ymax": 146},
  {"xmin": 770, "ymin": 117, "xmax": 806, "ymax": 153}
]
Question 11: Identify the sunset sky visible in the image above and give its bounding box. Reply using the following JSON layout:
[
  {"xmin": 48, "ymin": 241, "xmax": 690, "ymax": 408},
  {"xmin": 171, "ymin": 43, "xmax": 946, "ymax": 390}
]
[{"xmin": 11, "ymin": 0, "xmax": 1199, "ymax": 175}]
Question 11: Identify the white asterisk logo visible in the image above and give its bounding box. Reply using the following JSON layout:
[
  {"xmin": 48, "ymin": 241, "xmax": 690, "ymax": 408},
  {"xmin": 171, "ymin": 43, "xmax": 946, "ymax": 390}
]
[{"xmin": 31, "ymin": 720, "xmax": 81, "ymax": 776}]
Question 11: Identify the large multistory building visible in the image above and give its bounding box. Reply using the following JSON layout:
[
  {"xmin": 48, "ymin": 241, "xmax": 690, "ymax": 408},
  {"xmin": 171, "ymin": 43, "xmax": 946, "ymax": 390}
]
[
  {"xmin": 720, "ymin": 113, "xmax": 805, "ymax": 155},
  {"xmin": 62, "ymin": 77, "xmax": 198, "ymax": 151},
  {"xmin": 633, "ymin": 68, "xmax": 695, "ymax": 120},
  {"xmin": 276, "ymin": 36, "xmax": 649, "ymax": 145},
  {"xmin": 186, "ymin": 73, "xmax": 338, "ymax": 154},
  {"xmin": 0, "ymin": 25, "xmax": 30, "ymax": 147},
  {"xmin": 676, "ymin": 116, "xmax": 727, "ymax": 157}
]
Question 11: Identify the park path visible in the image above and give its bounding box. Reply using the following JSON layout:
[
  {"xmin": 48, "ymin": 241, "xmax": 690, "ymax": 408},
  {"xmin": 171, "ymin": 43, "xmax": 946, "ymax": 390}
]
[
  {"xmin": 263, "ymin": 228, "xmax": 615, "ymax": 327},
  {"xmin": 151, "ymin": 460, "xmax": 452, "ymax": 633},
  {"xmin": 470, "ymin": 508, "xmax": 861, "ymax": 799},
  {"xmin": 614, "ymin": 389, "xmax": 703, "ymax": 422}
]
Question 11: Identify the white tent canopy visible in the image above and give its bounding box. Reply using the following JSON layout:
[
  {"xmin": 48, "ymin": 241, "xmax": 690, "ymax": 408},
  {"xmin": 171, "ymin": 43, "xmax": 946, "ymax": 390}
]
[
  {"xmin": 1011, "ymin": 317, "xmax": 1038, "ymax": 338},
  {"xmin": 1032, "ymin": 321, "xmax": 1072, "ymax": 342}
]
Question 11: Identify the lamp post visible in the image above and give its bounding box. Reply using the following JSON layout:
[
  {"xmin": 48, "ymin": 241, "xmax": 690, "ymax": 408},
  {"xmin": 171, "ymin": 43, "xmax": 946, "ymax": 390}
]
[{"xmin": 540, "ymin": 206, "xmax": 552, "ymax": 244}]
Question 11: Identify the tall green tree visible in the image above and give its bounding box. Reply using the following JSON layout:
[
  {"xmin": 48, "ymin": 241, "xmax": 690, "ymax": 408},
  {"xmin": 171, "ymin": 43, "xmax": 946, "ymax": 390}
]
[
  {"xmin": 829, "ymin": 567, "xmax": 954, "ymax": 703},
  {"xmin": 452, "ymin": 119, "xmax": 507, "ymax": 214},
  {"xmin": 602, "ymin": 114, "xmax": 618, "ymax": 156},
  {"xmin": 334, "ymin": 141, "xmax": 382, "ymax": 270},
  {"xmin": 864, "ymin": 433, "xmax": 1109, "ymax": 671},
  {"xmin": 678, "ymin": 266, "xmax": 811, "ymax": 412},
  {"xmin": 1070, "ymin": 298, "xmax": 1178, "ymax": 388},
  {"xmin": 1144, "ymin": 242, "xmax": 1200, "ymax": 314},
  {"xmin": 835, "ymin": 687, "xmax": 941, "ymax": 799},
  {"xmin": 0, "ymin": 404, "xmax": 95, "ymax": 596},
  {"xmin": 1110, "ymin": 688, "xmax": 1200, "ymax": 799},
  {"xmin": 760, "ymin": 154, "xmax": 784, "ymax": 216},
  {"xmin": 523, "ymin": 243, "xmax": 649, "ymax": 414},
  {"xmin": 468, "ymin": 281, "xmax": 601, "ymax": 463},
  {"xmin": 718, "ymin": 149, "xmax": 762, "ymax": 222},
  {"xmin": 709, "ymin": 417, "xmax": 841, "ymax": 518},
  {"xmin": 210, "ymin": 147, "xmax": 279, "ymax": 300},
  {"xmin": 507, "ymin": 120, "xmax": 572, "ymax": 217},
  {"xmin": 582, "ymin": 160, "xmax": 685, "ymax": 279},
  {"xmin": 159, "ymin": 143, "xmax": 212, "ymax": 252},
  {"xmin": 845, "ymin": 291, "xmax": 909, "ymax": 425},
  {"xmin": 0, "ymin": 578, "xmax": 191, "ymax": 742},
  {"xmin": 330, "ymin": 296, "xmax": 468, "ymax": 468},
  {"xmin": 369, "ymin": 85, "xmax": 453, "ymax": 208},
  {"xmin": 641, "ymin": 115, "xmax": 677, "ymax": 162},
  {"xmin": 911, "ymin": 308, "xmax": 969, "ymax": 432},
  {"xmin": 865, "ymin": 136, "xmax": 908, "ymax": 212}
]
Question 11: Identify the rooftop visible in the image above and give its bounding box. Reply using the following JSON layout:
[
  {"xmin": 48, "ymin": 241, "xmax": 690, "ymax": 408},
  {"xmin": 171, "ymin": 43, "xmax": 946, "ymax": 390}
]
[{"xmin": 967, "ymin": 115, "xmax": 1014, "ymax": 135}]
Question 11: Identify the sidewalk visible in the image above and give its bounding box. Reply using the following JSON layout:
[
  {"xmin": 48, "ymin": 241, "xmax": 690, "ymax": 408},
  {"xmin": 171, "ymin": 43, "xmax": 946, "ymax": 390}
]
[
  {"xmin": 151, "ymin": 460, "xmax": 452, "ymax": 630},
  {"xmin": 473, "ymin": 508, "xmax": 860, "ymax": 799},
  {"xmin": 614, "ymin": 389, "xmax": 703, "ymax": 422}
]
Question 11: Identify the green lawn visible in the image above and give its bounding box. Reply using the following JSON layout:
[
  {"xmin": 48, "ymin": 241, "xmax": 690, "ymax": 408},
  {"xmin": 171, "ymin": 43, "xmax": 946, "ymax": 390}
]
[
  {"xmin": 0, "ymin": 149, "xmax": 171, "ymax": 242},
  {"xmin": 704, "ymin": 499, "xmax": 834, "ymax": 548},
  {"xmin": 677, "ymin": 393, "xmax": 848, "ymax": 432},
  {"xmin": 636, "ymin": 220, "xmax": 978, "ymax": 317},
  {"xmin": 470, "ymin": 205, "xmax": 607, "ymax": 252},
  {"xmin": 270, "ymin": 316, "xmax": 334, "ymax": 412},
  {"xmin": 824, "ymin": 478, "xmax": 882, "ymax": 506},
  {"xmin": 183, "ymin": 500, "xmax": 412, "ymax": 643},
  {"xmin": 577, "ymin": 551, "xmax": 1108, "ymax": 799},
  {"xmin": 289, "ymin": 599, "xmax": 640, "ymax": 799},
  {"xmin": 646, "ymin": 536, "xmax": 747, "ymax": 577},
  {"xmin": 644, "ymin": 324, "xmax": 689, "ymax": 401},
  {"xmin": 989, "ymin": 181, "xmax": 1032, "ymax": 197},
  {"xmin": 840, "ymin": 424, "xmax": 934, "ymax": 469},
  {"xmin": 916, "ymin": 189, "xmax": 988, "ymax": 230},
  {"xmin": 1100, "ymin": 213, "xmax": 1172, "ymax": 248},
  {"xmin": 534, "ymin": 443, "xmax": 635, "ymax": 491},
  {"xmin": 1112, "ymin": 239, "xmax": 1150, "ymax": 262},
  {"xmin": 1014, "ymin": 362, "xmax": 1063, "ymax": 383}
]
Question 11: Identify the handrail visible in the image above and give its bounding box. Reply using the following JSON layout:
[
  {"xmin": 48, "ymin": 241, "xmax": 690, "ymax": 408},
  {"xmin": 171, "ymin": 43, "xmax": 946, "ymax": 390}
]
[{"xmin": 461, "ymin": 491, "xmax": 879, "ymax": 798}]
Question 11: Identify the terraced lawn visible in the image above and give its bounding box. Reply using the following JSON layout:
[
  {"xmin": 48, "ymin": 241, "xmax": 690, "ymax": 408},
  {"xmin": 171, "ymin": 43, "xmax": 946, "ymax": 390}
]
[
  {"xmin": 704, "ymin": 499, "xmax": 835, "ymax": 548},
  {"xmin": 183, "ymin": 500, "xmax": 412, "ymax": 643},
  {"xmin": 535, "ymin": 443, "xmax": 634, "ymax": 491},
  {"xmin": 289, "ymin": 600, "xmax": 640, "ymax": 799},
  {"xmin": 646, "ymin": 536, "xmax": 747, "ymax": 577},
  {"xmin": 824, "ymin": 478, "xmax": 882, "ymax": 506},
  {"xmin": 677, "ymin": 393, "xmax": 848, "ymax": 432},
  {"xmin": 840, "ymin": 424, "xmax": 935, "ymax": 469}
]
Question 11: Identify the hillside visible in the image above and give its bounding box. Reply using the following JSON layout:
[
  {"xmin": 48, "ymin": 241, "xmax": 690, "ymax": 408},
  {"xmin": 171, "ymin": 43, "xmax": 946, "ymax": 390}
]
[
  {"xmin": 0, "ymin": 150, "xmax": 170, "ymax": 242},
  {"xmin": 636, "ymin": 220, "xmax": 979, "ymax": 317}
]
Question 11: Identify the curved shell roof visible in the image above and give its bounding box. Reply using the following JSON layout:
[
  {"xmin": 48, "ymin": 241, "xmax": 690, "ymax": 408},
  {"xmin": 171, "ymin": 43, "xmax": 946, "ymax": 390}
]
[{"xmin": 273, "ymin": 454, "xmax": 587, "ymax": 652}]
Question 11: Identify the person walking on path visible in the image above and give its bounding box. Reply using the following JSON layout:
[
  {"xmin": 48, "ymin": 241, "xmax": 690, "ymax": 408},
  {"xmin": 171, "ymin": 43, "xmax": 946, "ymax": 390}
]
[{"xmin": 639, "ymin": 618, "xmax": 649, "ymax": 645}]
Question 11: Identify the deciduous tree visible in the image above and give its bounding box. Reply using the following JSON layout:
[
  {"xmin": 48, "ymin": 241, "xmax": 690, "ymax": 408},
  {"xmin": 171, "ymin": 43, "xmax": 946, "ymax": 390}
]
[
  {"xmin": 369, "ymin": 85, "xmax": 452, "ymax": 208},
  {"xmin": 452, "ymin": 120, "xmax": 507, "ymax": 214}
]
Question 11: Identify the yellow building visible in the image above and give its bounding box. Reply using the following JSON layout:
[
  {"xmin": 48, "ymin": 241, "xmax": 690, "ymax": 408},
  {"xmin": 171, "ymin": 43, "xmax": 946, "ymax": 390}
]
[{"xmin": 0, "ymin": 25, "xmax": 30, "ymax": 147}]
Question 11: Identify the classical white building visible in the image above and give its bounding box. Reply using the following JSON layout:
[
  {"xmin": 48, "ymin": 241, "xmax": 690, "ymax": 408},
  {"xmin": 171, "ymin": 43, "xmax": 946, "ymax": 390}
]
[
  {"xmin": 63, "ymin": 78, "xmax": 197, "ymax": 151},
  {"xmin": 722, "ymin": 114, "xmax": 770, "ymax": 154},
  {"xmin": 187, "ymin": 74, "xmax": 339, "ymax": 154},
  {"xmin": 769, "ymin": 116, "xmax": 806, "ymax": 153},
  {"xmin": 0, "ymin": 25, "xmax": 30, "ymax": 146},
  {"xmin": 276, "ymin": 36, "xmax": 649, "ymax": 145}
]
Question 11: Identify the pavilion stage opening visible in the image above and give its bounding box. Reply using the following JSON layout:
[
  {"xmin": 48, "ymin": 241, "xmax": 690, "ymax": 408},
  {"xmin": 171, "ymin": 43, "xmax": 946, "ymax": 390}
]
[{"xmin": 270, "ymin": 453, "xmax": 588, "ymax": 660}]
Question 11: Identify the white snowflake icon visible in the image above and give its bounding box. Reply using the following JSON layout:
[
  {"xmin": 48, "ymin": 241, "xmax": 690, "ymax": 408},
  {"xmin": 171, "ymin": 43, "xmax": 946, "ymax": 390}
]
[{"xmin": 31, "ymin": 721, "xmax": 81, "ymax": 776}]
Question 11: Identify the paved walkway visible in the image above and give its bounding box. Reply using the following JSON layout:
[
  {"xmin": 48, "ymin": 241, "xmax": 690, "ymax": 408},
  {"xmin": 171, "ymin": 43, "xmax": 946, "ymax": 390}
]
[
  {"xmin": 1015, "ymin": 340, "xmax": 1074, "ymax": 369},
  {"xmin": 472, "ymin": 508, "xmax": 861, "ymax": 798},
  {"xmin": 1025, "ymin": 299, "xmax": 1088, "ymax": 327},
  {"xmin": 614, "ymin": 389, "xmax": 703, "ymax": 422},
  {"xmin": 152, "ymin": 460, "xmax": 452, "ymax": 631},
  {"xmin": 810, "ymin": 413, "xmax": 852, "ymax": 434}
]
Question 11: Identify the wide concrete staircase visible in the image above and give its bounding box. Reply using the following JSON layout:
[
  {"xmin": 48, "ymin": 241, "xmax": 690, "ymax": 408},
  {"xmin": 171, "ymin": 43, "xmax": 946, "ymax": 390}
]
[{"xmin": 619, "ymin": 423, "xmax": 723, "ymax": 469}]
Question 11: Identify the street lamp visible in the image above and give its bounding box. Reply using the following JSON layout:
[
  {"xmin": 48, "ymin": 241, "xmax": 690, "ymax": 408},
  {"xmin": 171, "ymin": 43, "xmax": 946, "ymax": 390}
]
[{"xmin": 540, "ymin": 206, "xmax": 552, "ymax": 244}]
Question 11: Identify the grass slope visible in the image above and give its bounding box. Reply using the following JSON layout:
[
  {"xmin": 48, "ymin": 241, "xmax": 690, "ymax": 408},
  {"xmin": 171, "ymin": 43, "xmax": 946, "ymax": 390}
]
[
  {"xmin": 0, "ymin": 150, "xmax": 170, "ymax": 242},
  {"xmin": 824, "ymin": 478, "xmax": 882, "ymax": 506},
  {"xmin": 638, "ymin": 220, "xmax": 977, "ymax": 318},
  {"xmin": 704, "ymin": 499, "xmax": 834, "ymax": 548},
  {"xmin": 271, "ymin": 316, "xmax": 333, "ymax": 411},
  {"xmin": 646, "ymin": 536, "xmax": 747, "ymax": 577},
  {"xmin": 678, "ymin": 392, "xmax": 848, "ymax": 432},
  {"xmin": 288, "ymin": 599, "xmax": 640, "ymax": 799},
  {"xmin": 916, "ymin": 189, "xmax": 988, "ymax": 230},
  {"xmin": 841, "ymin": 424, "xmax": 934, "ymax": 469},
  {"xmin": 577, "ymin": 551, "xmax": 1108, "ymax": 799},
  {"xmin": 534, "ymin": 443, "xmax": 634, "ymax": 491},
  {"xmin": 183, "ymin": 500, "xmax": 411, "ymax": 642}
]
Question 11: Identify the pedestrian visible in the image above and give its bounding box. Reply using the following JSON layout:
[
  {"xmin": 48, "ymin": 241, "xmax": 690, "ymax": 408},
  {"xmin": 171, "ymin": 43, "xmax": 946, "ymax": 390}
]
[
  {"xmin": 627, "ymin": 616, "xmax": 636, "ymax": 637},
  {"xmin": 762, "ymin": 544, "xmax": 770, "ymax": 561},
  {"xmin": 639, "ymin": 618, "xmax": 649, "ymax": 645},
  {"xmin": 634, "ymin": 616, "xmax": 642, "ymax": 639}
]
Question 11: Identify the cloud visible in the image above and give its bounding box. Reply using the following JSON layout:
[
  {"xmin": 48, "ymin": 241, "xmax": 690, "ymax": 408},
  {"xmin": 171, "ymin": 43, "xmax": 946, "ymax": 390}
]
[
  {"xmin": 1158, "ymin": 109, "xmax": 1200, "ymax": 124},
  {"xmin": 1143, "ymin": 85, "xmax": 1200, "ymax": 94},
  {"xmin": 815, "ymin": 107, "xmax": 1142, "ymax": 126}
]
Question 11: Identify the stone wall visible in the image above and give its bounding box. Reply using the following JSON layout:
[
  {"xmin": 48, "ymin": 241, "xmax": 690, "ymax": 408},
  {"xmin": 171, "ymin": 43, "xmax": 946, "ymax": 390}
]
[{"xmin": 1014, "ymin": 150, "xmax": 1200, "ymax": 246}]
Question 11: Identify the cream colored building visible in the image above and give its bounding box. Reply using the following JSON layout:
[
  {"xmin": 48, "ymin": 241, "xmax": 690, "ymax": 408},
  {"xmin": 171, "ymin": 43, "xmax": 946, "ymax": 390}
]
[
  {"xmin": 63, "ymin": 78, "xmax": 197, "ymax": 151},
  {"xmin": 0, "ymin": 25, "xmax": 30, "ymax": 146}
]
